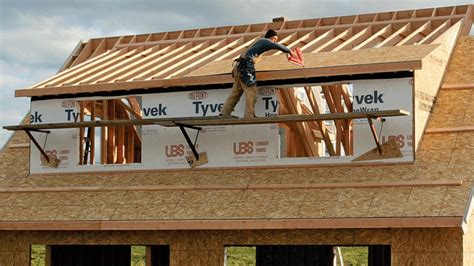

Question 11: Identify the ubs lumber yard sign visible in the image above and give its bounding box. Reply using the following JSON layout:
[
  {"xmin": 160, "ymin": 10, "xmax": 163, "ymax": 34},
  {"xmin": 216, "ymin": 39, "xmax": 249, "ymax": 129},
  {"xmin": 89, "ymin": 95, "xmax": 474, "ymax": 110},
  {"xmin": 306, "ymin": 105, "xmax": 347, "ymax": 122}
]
[{"xmin": 29, "ymin": 78, "xmax": 413, "ymax": 174}]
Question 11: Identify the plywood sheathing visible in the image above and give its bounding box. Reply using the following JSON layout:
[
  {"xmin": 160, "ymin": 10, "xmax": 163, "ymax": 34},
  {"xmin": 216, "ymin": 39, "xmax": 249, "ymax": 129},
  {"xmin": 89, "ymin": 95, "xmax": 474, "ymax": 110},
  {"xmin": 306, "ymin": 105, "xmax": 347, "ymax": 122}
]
[
  {"xmin": 443, "ymin": 36, "xmax": 474, "ymax": 85},
  {"xmin": 0, "ymin": 183, "xmax": 467, "ymax": 222},
  {"xmin": 0, "ymin": 228, "xmax": 466, "ymax": 266},
  {"xmin": 351, "ymin": 139, "xmax": 403, "ymax": 162},
  {"xmin": 0, "ymin": 115, "xmax": 30, "ymax": 183},
  {"xmin": 413, "ymin": 21, "xmax": 463, "ymax": 151},
  {"xmin": 187, "ymin": 44, "xmax": 437, "ymax": 77}
]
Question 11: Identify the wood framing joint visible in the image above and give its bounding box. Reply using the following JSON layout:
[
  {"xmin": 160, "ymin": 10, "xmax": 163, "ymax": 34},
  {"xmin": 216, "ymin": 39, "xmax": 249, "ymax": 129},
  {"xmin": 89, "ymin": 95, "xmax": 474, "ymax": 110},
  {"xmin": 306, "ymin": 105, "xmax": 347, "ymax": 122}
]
[
  {"xmin": 366, "ymin": 115, "xmax": 386, "ymax": 155},
  {"xmin": 23, "ymin": 129, "xmax": 60, "ymax": 168},
  {"xmin": 175, "ymin": 123, "xmax": 208, "ymax": 167}
]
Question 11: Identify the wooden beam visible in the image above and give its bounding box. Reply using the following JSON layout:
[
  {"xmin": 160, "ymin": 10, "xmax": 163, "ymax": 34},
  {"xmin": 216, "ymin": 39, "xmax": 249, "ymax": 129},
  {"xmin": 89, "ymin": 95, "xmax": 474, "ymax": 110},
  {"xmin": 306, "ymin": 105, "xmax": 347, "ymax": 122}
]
[
  {"xmin": 79, "ymin": 102, "xmax": 85, "ymax": 165},
  {"xmin": 396, "ymin": 21, "xmax": 432, "ymax": 46},
  {"xmin": 116, "ymin": 106, "xmax": 125, "ymax": 163},
  {"xmin": 4, "ymin": 109, "xmax": 410, "ymax": 130},
  {"xmin": 127, "ymin": 97, "xmax": 141, "ymax": 113},
  {"xmin": 89, "ymin": 38, "xmax": 107, "ymax": 58},
  {"xmin": 311, "ymin": 28, "xmax": 353, "ymax": 53},
  {"xmin": 70, "ymin": 40, "xmax": 92, "ymax": 67},
  {"xmin": 332, "ymin": 26, "xmax": 372, "ymax": 51},
  {"xmin": 300, "ymin": 29, "xmax": 335, "ymax": 52},
  {"xmin": 101, "ymin": 100, "xmax": 108, "ymax": 164},
  {"xmin": 214, "ymin": 37, "xmax": 258, "ymax": 61},
  {"xmin": 352, "ymin": 24, "xmax": 391, "ymax": 50},
  {"xmin": 304, "ymin": 87, "xmax": 336, "ymax": 156},
  {"xmin": 107, "ymin": 100, "xmax": 116, "ymax": 163},
  {"xmin": 115, "ymin": 99, "xmax": 142, "ymax": 119},
  {"xmin": 321, "ymin": 85, "xmax": 341, "ymax": 155},
  {"xmin": 340, "ymin": 84, "xmax": 353, "ymax": 154},
  {"xmin": 0, "ymin": 179, "xmax": 461, "ymax": 193},
  {"xmin": 31, "ymin": 49, "xmax": 118, "ymax": 89},
  {"xmin": 278, "ymin": 89, "xmax": 300, "ymax": 155},
  {"xmin": 16, "ymin": 58, "xmax": 422, "ymax": 98},
  {"xmin": 126, "ymin": 126, "xmax": 134, "ymax": 163},
  {"xmin": 130, "ymin": 42, "xmax": 202, "ymax": 81},
  {"xmin": 113, "ymin": 43, "xmax": 180, "ymax": 82},
  {"xmin": 442, "ymin": 83, "xmax": 474, "ymax": 90},
  {"xmin": 152, "ymin": 40, "xmax": 224, "ymax": 79},
  {"xmin": 90, "ymin": 101, "xmax": 96, "ymax": 165},
  {"xmin": 331, "ymin": 84, "xmax": 351, "ymax": 154},
  {"xmin": 112, "ymin": 14, "xmax": 466, "ymax": 49},
  {"xmin": 59, "ymin": 48, "xmax": 137, "ymax": 86},
  {"xmin": 274, "ymin": 30, "xmax": 316, "ymax": 55},
  {"xmin": 165, "ymin": 38, "xmax": 245, "ymax": 78},
  {"xmin": 281, "ymin": 89, "xmax": 319, "ymax": 156},
  {"xmin": 375, "ymin": 23, "xmax": 411, "ymax": 47},
  {"xmin": 0, "ymin": 217, "xmax": 463, "ymax": 231},
  {"xmin": 79, "ymin": 46, "xmax": 152, "ymax": 84},
  {"xmin": 96, "ymin": 44, "xmax": 176, "ymax": 83},
  {"xmin": 425, "ymin": 125, "xmax": 474, "ymax": 134},
  {"xmin": 418, "ymin": 19, "xmax": 451, "ymax": 44}
]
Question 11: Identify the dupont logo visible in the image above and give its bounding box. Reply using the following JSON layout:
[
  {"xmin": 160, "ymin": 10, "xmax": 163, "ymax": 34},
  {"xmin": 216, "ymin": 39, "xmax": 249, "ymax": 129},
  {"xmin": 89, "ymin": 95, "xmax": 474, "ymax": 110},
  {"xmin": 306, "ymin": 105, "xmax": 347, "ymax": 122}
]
[
  {"xmin": 257, "ymin": 87, "xmax": 275, "ymax": 96},
  {"xmin": 188, "ymin": 91, "xmax": 208, "ymax": 100},
  {"xmin": 61, "ymin": 100, "xmax": 78, "ymax": 108}
]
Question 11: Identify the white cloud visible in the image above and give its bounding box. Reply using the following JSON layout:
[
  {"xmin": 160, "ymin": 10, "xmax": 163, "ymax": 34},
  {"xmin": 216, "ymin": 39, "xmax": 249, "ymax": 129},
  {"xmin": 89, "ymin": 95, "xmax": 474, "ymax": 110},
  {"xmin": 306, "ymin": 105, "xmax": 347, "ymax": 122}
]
[
  {"xmin": 0, "ymin": 13, "xmax": 103, "ymax": 148},
  {"xmin": 0, "ymin": 14, "xmax": 101, "ymax": 66}
]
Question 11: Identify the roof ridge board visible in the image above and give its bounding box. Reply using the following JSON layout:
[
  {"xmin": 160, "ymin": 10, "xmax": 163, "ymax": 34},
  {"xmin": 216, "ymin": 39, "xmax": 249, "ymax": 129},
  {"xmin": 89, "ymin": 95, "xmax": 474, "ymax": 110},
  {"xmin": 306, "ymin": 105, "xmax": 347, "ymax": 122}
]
[
  {"xmin": 71, "ymin": 5, "xmax": 467, "ymax": 52},
  {"xmin": 113, "ymin": 15, "xmax": 463, "ymax": 49}
]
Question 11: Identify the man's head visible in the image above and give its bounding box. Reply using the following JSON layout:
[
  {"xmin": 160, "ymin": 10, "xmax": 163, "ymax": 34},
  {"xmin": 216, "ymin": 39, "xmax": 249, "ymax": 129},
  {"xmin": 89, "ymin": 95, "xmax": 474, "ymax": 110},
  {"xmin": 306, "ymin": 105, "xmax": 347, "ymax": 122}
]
[{"xmin": 264, "ymin": 29, "xmax": 279, "ymax": 42}]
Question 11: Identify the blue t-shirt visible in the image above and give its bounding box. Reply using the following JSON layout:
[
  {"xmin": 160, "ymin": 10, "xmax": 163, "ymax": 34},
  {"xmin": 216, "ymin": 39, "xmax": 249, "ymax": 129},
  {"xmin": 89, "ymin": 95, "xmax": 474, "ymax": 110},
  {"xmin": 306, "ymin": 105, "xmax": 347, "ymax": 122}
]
[{"xmin": 242, "ymin": 38, "xmax": 291, "ymax": 61}]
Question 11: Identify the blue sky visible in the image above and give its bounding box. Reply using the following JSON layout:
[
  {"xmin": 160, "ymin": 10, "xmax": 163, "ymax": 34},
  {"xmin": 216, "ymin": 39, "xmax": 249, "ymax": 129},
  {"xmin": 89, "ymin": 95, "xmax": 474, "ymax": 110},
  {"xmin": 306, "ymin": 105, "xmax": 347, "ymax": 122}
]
[{"xmin": 0, "ymin": 0, "xmax": 472, "ymax": 148}]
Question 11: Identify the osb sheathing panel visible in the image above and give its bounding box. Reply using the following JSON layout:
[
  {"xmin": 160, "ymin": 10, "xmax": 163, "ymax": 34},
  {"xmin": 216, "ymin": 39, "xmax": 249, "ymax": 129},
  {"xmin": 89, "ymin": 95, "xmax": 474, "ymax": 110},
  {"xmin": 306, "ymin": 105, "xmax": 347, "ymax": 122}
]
[
  {"xmin": 414, "ymin": 21, "xmax": 462, "ymax": 151},
  {"xmin": 0, "ymin": 184, "xmax": 466, "ymax": 221},
  {"xmin": 187, "ymin": 44, "xmax": 438, "ymax": 77},
  {"xmin": 0, "ymin": 131, "xmax": 29, "ymax": 180},
  {"xmin": 0, "ymin": 228, "xmax": 465, "ymax": 266},
  {"xmin": 427, "ymin": 89, "xmax": 472, "ymax": 129},
  {"xmin": 444, "ymin": 36, "xmax": 474, "ymax": 85}
]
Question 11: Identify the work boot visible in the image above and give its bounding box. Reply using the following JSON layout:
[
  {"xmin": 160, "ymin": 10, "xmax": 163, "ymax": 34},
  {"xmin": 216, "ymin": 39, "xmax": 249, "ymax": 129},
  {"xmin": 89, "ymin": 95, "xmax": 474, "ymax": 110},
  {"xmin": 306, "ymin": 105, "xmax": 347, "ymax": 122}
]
[{"xmin": 218, "ymin": 114, "xmax": 234, "ymax": 118}]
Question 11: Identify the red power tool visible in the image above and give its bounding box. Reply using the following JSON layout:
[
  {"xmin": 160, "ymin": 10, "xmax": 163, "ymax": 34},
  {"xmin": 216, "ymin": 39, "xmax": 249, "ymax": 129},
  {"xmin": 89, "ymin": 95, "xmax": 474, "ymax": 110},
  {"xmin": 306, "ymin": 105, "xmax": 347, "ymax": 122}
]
[{"xmin": 287, "ymin": 47, "xmax": 304, "ymax": 67}]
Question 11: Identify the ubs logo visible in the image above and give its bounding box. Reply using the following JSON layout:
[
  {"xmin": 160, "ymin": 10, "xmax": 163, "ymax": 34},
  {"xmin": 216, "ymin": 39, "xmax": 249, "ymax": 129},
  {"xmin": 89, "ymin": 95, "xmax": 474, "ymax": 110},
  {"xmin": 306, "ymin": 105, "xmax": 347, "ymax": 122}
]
[
  {"xmin": 188, "ymin": 91, "xmax": 208, "ymax": 100},
  {"xmin": 233, "ymin": 141, "xmax": 254, "ymax": 155},
  {"xmin": 165, "ymin": 144, "xmax": 185, "ymax": 157}
]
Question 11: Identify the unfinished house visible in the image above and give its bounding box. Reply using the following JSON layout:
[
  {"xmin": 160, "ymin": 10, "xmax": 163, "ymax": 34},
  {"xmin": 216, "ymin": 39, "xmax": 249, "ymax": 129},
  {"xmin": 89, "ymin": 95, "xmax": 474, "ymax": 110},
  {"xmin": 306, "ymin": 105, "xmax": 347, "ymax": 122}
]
[{"xmin": 1, "ymin": 4, "xmax": 473, "ymax": 265}]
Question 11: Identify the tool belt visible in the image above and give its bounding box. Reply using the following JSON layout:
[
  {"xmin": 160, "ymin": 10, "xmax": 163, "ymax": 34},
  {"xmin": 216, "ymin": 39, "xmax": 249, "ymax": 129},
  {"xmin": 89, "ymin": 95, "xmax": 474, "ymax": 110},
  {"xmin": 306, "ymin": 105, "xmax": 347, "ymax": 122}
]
[{"xmin": 234, "ymin": 57, "xmax": 256, "ymax": 86}]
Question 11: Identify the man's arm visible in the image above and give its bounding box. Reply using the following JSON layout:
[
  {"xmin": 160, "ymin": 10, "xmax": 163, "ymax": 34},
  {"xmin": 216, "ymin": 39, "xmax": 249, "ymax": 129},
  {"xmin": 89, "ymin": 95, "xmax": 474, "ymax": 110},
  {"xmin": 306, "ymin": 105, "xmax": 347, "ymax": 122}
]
[{"xmin": 270, "ymin": 41, "xmax": 291, "ymax": 54}]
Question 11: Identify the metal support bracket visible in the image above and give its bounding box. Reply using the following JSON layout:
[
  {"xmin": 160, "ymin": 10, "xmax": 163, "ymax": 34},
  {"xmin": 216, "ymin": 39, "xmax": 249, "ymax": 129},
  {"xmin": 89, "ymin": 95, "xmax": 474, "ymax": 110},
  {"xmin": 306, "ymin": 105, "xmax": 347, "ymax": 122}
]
[
  {"xmin": 23, "ymin": 129, "xmax": 51, "ymax": 163},
  {"xmin": 175, "ymin": 122, "xmax": 208, "ymax": 168},
  {"xmin": 175, "ymin": 123, "xmax": 202, "ymax": 160},
  {"xmin": 366, "ymin": 116, "xmax": 385, "ymax": 155}
]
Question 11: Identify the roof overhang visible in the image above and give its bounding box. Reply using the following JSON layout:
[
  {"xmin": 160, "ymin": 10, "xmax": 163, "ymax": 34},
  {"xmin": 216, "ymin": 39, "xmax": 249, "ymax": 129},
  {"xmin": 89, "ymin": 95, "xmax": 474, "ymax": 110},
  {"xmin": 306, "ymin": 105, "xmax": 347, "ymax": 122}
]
[{"xmin": 0, "ymin": 217, "xmax": 463, "ymax": 231}]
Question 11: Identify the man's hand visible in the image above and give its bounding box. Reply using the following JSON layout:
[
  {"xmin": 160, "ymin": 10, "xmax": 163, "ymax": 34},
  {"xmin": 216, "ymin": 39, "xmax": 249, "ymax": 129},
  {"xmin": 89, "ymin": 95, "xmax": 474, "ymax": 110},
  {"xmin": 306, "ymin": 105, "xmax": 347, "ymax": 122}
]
[{"xmin": 289, "ymin": 49, "xmax": 297, "ymax": 58}]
